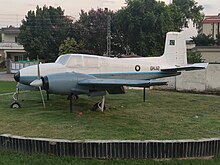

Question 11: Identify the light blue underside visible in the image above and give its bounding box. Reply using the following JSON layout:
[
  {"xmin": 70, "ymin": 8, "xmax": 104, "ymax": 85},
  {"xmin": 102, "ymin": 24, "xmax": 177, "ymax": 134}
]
[
  {"xmin": 20, "ymin": 71, "xmax": 172, "ymax": 79},
  {"xmin": 19, "ymin": 71, "xmax": 177, "ymax": 85}
]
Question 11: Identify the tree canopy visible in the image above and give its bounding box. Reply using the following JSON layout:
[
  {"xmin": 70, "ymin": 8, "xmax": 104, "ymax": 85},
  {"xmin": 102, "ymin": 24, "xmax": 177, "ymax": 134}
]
[
  {"xmin": 216, "ymin": 34, "xmax": 220, "ymax": 46},
  {"xmin": 192, "ymin": 34, "xmax": 215, "ymax": 46},
  {"xmin": 59, "ymin": 37, "xmax": 79, "ymax": 55},
  {"xmin": 187, "ymin": 51, "xmax": 204, "ymax": 63},
  {"xmin": 18, "ymin": 0, "xmax": 204, "ymax": 61},
  {"xmin": 114, "ymin": 0, "xmax": 174, "ymax": 56},
  {"xmin": 18, "ymin": 6, "xmax": 73, "ymax": 61},
  {"xmin": 172, "ymin": 0, "xmax": 204, "ymax": 28},
  {"xmin": 112, "ymin": 0, "xmax": 203, "ymax": 56},
  {"xmin": 72, "ymin": 9, "xmax": 113, "ymax": 55}
]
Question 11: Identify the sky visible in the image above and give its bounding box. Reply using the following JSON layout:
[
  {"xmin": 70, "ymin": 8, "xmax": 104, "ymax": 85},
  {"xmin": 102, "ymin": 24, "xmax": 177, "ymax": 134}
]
[{"xmin": 0, "ymin": 0, "xmax": 219, "ymax": 38}]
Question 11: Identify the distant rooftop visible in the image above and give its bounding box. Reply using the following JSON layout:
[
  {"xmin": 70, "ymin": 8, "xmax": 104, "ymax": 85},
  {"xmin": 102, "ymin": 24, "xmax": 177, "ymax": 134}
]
[
  {"xmin": 0, "ymin": 26, "xmax": 20, "ymax": 34},
  {"xmin": 203, "ymin": 13, "xmax": 220, "ymax": 24}
]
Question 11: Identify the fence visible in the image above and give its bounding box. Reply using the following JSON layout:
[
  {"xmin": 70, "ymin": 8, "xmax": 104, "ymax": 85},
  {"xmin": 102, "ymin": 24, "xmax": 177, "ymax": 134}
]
[
  {"xmin": 6, "ymin": 60, "xmax": 38, "ymax": 74},
  {"xmin": 1, "ymin": 134, "xmax": 219, "ymax": 159}
]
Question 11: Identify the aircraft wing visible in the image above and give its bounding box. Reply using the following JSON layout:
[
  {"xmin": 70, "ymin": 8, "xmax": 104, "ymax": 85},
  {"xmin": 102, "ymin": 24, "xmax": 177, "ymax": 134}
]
[
  {"xmin": 161, "ymin": 63, "xmax": 208, "ymax": 72},
  {"xmin": 78, "ymin": 79, "xmax": 167, "ymax": 88}
]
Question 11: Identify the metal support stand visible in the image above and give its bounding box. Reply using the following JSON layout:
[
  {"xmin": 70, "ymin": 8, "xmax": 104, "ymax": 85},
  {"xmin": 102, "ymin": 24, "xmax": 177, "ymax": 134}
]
[
  {"xmin": 101, "ymin": 96, "xmax": 105, "ymax": 112},
  {"xmin": 96, "ymin": 96, "xmax": 106, "ymax": 112},
  {"xmin": 143, "ymin": 87, "xmax": 146, "ymax": 102},
  {"xmin": 70, "ymin": 96, "xmax": 73, "ymax": 113},
  {"xmin": 46, "ymin": 91, "xmax": 49, "ymax": 101},
  {"xmin": 68, "ymin": 94, "xmax": 78, "ymax": 113}
]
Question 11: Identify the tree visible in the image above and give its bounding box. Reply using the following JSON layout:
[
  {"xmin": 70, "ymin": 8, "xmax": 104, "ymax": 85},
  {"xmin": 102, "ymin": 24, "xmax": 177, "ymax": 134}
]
[
  {"xmin": 18, "ymin": 6, "xmax": 73, "ymax": 61},
  {"xmin": 192, "ymin": 34, "xmax": 215, "ymax": 46},
  {"xmin": 59, "ymin": 37, "xmax": 79, "ymax": 55},
  {"xmin": 114, "ymin": 0, "xmax": 175, "ymax": 56},
  {"xmin": 187, "ymin": 51, "xmax": 203, "ymax": 63},
  {"xmin": 216, "ymin": 34, "xmax": 220, "ymax": 45},
  {"xmin": 172, "ymin": 0, "xmax": 204, "ymax": 28},
  {"xmin": 73, "ymin": 9, "xmax": 113, "ymax": 55},
  {"xmin": 113, "ymin": 0, "xmax": 203, "ymax": 56}
]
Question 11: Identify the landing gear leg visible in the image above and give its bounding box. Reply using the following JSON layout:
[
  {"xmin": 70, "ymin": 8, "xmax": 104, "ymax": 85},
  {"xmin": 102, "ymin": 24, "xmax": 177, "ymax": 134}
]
[
  {"xmin": 143, "ymin": 87, "xmax": 146, "ymax": 102},
  {"xmin": 68, "ymin": 94, "xmax": 78, "ymax": 113},
  {"xmin": 10, "ymin": 88, "xmax": 21, "ymax": 109},
  {"xmin": 46, "ymin": 91, "xmax": 49, "ymax": 101},
  {"xmin": 69, "ymin": 95, "xmax": 73, "ymax": 113}
]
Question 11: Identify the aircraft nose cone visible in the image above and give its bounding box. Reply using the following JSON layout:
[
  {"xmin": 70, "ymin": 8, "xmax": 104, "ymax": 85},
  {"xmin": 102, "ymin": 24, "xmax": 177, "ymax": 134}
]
[{"xmin": 14, "ymin": 71, "xmax": 20, "ymax": 82}]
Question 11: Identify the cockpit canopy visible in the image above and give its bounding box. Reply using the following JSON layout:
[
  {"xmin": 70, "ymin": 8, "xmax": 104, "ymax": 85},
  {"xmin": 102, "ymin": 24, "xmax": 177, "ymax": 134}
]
[{"xmin": 55, "ymin": 54, "xmax": 103, "ymax": 68}]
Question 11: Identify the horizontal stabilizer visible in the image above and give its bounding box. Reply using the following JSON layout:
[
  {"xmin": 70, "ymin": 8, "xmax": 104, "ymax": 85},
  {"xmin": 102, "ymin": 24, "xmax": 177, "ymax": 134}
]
[
  {"xmin": 161, "ymin": 63, "xmax": 208, "ymax": 72},
  {"xmin": 78, "ymin": 79, "xmax": 167, "ymax": 88}
]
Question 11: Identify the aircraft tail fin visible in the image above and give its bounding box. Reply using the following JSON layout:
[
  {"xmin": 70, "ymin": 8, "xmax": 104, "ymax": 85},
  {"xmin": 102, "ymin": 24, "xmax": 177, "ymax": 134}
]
[{"xmin": 162, "ymin": 32, "xmax": 187, "ymax": 66}]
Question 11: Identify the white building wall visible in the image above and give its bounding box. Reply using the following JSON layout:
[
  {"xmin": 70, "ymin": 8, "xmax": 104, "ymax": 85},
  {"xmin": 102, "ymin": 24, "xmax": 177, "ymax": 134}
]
[
  {"xmin": 206, "ymin": 64, "xmax": 220, "ymax": 91},
  {"xmin": 201, "ymin": 52, "xmax": 220, "ymax": 63},
  {"xmin": 202, "ymin": 24, "xmax": 213, "ymax": 36},
  {"xmin": 176, "ymin": 70, "xmax": 206, "ymax": 92},
  {"xmin": 155, "ymin": 64, "xmax": 220, "ymax": 93},
  {"xmin": 202, "ymin": 23, "xmax": 220, "ymax": 39}
]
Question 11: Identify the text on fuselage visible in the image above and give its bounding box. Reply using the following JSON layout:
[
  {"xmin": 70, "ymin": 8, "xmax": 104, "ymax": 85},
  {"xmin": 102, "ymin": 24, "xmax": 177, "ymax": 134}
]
[{"xmin": 150, "ymin": 66, "xmax": 160, "ymax": 71}]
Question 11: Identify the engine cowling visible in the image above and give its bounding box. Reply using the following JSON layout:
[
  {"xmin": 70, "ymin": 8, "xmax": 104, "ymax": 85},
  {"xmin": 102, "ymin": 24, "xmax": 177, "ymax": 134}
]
[{"xmin": 42, "ymin": 72, "xmax": 94, "ymax": 95}]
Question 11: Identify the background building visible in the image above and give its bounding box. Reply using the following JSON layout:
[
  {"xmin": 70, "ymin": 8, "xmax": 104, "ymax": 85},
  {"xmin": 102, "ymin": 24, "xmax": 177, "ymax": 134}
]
[
  {"xmin": 0, "ymin": 26, "xmax": 25, "ymax": 63},
  {"xmin": 196, "ymin": 13, "xmax": 220, "ymax": 63},
  {"xmin": 198, "ymin": 13, "xmax": 220, "ymax": 39}
]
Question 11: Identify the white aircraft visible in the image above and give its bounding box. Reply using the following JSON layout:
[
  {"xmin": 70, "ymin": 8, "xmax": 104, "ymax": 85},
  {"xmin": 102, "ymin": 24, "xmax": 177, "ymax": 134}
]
[{"xmin": 12, "ymin": 32, "xmax": 208, "ymax": 111}]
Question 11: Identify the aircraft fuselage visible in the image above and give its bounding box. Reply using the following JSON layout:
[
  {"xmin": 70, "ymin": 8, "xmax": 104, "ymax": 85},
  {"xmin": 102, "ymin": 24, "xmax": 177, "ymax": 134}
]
[{"xmin": 17, "ymin": 54, "xmax": 180, "ymax": 86}]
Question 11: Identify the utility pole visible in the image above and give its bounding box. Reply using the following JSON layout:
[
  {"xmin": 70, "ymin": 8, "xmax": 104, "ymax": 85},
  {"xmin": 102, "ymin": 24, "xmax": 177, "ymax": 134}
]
[{"xmin": 106, "ymin": 12, "xmax": 111, "ymax": 56}]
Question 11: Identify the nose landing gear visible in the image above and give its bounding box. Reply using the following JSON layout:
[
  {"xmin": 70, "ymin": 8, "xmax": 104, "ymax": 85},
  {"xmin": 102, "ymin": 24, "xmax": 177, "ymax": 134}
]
[{"xmin": 10, "ymin": 88, "xmax": 21, "ymax": 109}]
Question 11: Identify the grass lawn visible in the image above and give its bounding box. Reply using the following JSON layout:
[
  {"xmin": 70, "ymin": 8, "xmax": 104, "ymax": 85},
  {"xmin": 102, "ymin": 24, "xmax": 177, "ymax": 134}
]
[
  {"xmin": 1, "ymin": 81, "xmax": 220, "ymax": 163},
  {"xmin": 0, "ymin": 81, "xmax": 220, "ymax": 140},
  {"xmin": 0, "ymin": 151, "xmax": 219, "ymax": 165},
  {"xmin": 0, "ymin": 81, "xmax": 16, "ymax": 93},
  {"xmin": 0, "ymin": 67, "xmax": 6, "ymax": 72}
]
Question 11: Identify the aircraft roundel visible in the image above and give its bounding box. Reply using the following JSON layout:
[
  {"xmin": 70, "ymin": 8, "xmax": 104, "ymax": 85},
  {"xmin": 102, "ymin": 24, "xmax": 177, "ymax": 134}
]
[{"xmin": 135, "ymin": 65, "xmax": 141, "ymax": 72}]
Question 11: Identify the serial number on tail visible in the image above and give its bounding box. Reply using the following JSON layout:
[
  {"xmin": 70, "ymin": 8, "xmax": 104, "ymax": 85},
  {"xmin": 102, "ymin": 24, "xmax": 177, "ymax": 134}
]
[{"xmin": 150, "ymin": 66, "xmax": 160, "ymax": 71}]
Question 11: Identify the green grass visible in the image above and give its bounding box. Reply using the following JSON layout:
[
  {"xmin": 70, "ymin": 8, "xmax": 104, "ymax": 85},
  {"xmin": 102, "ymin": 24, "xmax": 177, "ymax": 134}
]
[
  {"xmin": 0, "ymin": 151, "xmax": 219, "ymax": 165},
  {"xmin": 0, "ymin": 81, "xmax": 220, "ymax": 140},
  {"xmin": 1, "ymin": 81, "xmax": 220, "ymax": 163},
  {"xmin": 0, "ymin": 67, "xmax": 6, "ymax": 72},
  {"xmin": 0, "ymin": 81, "xmax": 16, "ymax": 93}
]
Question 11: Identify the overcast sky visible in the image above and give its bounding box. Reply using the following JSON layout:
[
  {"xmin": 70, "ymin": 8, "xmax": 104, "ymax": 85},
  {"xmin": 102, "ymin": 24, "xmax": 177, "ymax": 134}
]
[{"xmin": 0, "ymin": 0, "xmax": 219, "ymax": 38}]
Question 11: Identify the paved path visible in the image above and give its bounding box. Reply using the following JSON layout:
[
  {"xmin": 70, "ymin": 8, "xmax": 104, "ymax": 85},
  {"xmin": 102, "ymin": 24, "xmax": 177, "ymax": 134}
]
[{"xmin": 0, "ymin": 72, "xmax": 14, "ymax": 81}]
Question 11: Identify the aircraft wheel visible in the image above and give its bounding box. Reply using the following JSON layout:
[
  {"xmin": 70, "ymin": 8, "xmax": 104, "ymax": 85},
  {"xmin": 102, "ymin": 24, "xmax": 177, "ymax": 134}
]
[
  {"xmin": 67, "ymin": 94, "xmax": 79, "ymax": 100},
  {"xmin": 10, "ymin": 101, "xmax": 21, "ymax": 109}
]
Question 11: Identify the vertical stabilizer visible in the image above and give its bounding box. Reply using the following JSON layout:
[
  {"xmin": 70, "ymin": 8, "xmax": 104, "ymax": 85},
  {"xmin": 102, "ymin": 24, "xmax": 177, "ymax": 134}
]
[{"xmin": 162, "ymin": 32, "xmax": 187, "ymax": 66}]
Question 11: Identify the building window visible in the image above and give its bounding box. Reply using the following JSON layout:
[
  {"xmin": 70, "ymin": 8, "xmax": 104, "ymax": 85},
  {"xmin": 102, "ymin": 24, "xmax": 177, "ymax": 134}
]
[
  {"xmin": 14, "ymin": 56, "xmax": 19, "ymax": 61},
  {"xmin": 169, "ymin": 40, "xmax": 175, "ymax": 45}
]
